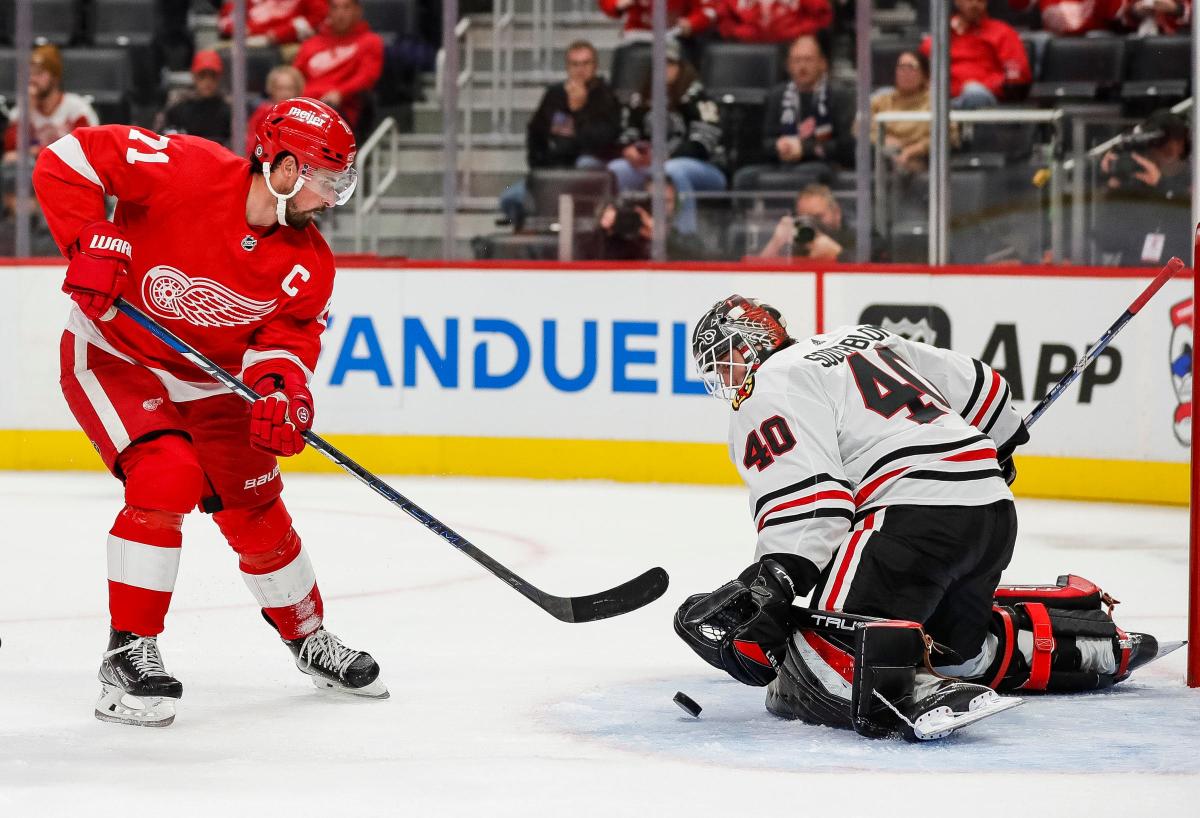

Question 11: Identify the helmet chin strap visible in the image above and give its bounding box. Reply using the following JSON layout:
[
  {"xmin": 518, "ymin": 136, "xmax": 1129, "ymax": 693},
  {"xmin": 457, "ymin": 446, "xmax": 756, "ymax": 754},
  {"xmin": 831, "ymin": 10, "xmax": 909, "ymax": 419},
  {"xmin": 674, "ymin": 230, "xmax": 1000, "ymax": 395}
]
[{"xmin": 261, "ymin": 161, "xmax": 306, "ymax": 227}]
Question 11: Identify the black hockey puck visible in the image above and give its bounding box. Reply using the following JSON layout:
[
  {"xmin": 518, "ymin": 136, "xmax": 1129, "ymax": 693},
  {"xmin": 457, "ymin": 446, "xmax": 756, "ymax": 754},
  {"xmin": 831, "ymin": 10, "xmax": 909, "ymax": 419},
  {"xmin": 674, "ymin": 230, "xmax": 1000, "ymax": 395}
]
[{"xmin": 673, "ymin": 691, "xmax": 702, "ymax": 718}]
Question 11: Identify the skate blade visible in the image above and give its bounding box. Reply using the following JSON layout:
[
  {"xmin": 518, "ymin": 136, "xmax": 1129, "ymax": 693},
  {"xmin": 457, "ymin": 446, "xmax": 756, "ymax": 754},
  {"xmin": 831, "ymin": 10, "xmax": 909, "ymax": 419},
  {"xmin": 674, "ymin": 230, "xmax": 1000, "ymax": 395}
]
[
  {"xmin": 911, "ymin": 692, "xmax": 1023, "ymax": 741},
  {"xmin": 307, "ymin": 674, "xmax": 390, "ymax": 699},
  {"xmin": 94, "ymin": 683, "xmax": 177, "ymax": 728}
]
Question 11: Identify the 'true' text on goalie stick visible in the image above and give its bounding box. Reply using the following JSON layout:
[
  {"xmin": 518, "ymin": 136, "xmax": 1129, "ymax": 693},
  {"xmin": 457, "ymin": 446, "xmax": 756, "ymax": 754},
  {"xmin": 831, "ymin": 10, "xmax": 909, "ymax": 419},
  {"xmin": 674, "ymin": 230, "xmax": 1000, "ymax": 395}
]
[
  {"xmin": 113, "ymin": 298, "xmax": 669, "ymax": 623},
  {"xmin": 1024, "ymin": 256, "xmax": 1185, "ymax": 429}
]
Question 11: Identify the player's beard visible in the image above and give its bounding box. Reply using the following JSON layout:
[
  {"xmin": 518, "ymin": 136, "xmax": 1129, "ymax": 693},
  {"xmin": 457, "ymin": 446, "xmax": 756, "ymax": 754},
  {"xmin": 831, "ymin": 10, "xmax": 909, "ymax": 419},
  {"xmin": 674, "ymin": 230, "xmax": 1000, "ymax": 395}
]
[{"xmin": 283, "ymin": 199, "xmax": 326, "ymax": 229}]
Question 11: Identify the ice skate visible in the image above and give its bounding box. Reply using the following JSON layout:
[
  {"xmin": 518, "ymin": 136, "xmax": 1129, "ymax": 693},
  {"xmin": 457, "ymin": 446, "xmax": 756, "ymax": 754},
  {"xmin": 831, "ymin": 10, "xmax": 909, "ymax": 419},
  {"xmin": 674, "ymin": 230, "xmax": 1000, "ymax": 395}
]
[
  {"xmin": 285, "ymin": 627, "xmax": 388, "ymax": 699},
  {"xmin": 889, "ymin": 673, "xmax": 1023, "ymax": 742},
  {"xmin": 94, "ymin": 629, "xmax": 183, "ymax": 728},
  {"xmin": 1117, "ymin": 633, "xmax": 1185, "ymax": 681}
]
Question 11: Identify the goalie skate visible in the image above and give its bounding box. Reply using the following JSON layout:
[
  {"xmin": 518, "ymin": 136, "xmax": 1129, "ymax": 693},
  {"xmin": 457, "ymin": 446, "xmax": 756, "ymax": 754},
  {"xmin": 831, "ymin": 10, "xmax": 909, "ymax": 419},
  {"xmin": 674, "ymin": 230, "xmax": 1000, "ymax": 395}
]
[
  {"xmin": 94, "ymin": 629, "xmax": 182, "ymax": 728},
  {"xmin": 287, "ymin": 628, "xmax": 389, "ymax": 699},
  {"xmin": 891, "ymin": 677, "xmax": 1023, "ymax": 742}
]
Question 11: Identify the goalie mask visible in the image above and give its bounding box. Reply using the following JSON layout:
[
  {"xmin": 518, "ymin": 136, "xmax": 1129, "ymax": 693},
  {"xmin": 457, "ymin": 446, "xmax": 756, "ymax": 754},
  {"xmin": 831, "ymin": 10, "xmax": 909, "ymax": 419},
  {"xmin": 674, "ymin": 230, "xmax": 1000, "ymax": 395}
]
[
  {"xmin": 253, "ymin": 97, "xmax": 358, "ymax": 226},
  {"xmin": 692, "ymin": 295, "xmax": 789, "ymax": 400}
]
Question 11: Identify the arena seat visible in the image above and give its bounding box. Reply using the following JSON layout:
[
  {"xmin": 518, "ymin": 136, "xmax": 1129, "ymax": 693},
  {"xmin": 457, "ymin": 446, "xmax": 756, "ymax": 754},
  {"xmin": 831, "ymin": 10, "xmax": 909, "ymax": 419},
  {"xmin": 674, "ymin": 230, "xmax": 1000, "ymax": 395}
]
[
  {"xmin": 870, "ymin": 41, "xmax": 918, "ymax": 90},
  {"xmin": 472, "ymin": 232, "xmax": 560, "ymax": 261},
  {"xmin": 361, "ymin": 0, "xmax": 415, "ymax": 39},
  {"xmin": 0, "ymin": 0, "xmax": 80, "ymax": 47},
  {"xmin": 610, "ymin": 42, "xmax": 651, "ymax": 105},
  {"xmin": 1019, "ymin": 31, "xmax": 1051, "ymax": 82},
  {"xmin": 92, "ymin": 0, "xmax": 156, "ymax": 47},
  {"xmin": 61, "ymin": 47, "xmax": 133, "ymax": 123},
  {"xmin": 987, "ymin": 0, "xmax": 1041, "ymax": 29},
  {"xmin": 701, "ymin": 43, "xmax": 779, "ymax": 106},
  {"xmin": 525, "ymin": 168, "xmax": 615, "ymax": 231},
  {"xmin": 93, "ymin": 0, "xmax": 160, "ymax": 105},
  {"xmin": 1030, "ymin": 37, "xmax": 1126, "ymax": 101},
  {"xmin": 1122, "ymin": 36, "xmax": 1190, "ymax": 100}
]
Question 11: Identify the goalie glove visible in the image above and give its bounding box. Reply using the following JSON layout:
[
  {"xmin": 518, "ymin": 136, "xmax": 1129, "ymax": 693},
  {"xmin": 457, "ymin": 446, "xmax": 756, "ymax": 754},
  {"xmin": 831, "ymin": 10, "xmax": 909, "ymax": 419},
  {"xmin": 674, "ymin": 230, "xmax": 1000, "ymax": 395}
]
[{"xmin": 674, "ymin": 558, "xmax": 797, "ymax": 686}]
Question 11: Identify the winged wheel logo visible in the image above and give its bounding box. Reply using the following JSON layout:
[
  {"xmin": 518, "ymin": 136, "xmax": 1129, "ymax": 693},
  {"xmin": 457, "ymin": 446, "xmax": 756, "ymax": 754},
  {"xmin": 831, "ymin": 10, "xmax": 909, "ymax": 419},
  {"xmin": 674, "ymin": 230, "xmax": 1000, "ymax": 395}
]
[{"xmin": 141, "ymin": 266, "xmax": 276, "ymax": 328}]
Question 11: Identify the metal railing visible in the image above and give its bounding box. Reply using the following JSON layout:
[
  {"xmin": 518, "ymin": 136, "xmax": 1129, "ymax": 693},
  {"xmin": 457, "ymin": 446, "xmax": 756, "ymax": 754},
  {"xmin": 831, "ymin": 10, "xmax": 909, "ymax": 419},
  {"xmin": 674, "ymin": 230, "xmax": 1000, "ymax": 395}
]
[
  {"xmin": 353, "ymin": 117, "xmax": 400, "ymax": 254},
  {"xmin": 436, "ymin": 17, "xmax": 475, "ymax": 197},
  {"xmin": 492, "ymin": 0, "xmax": 516, "ymax": 134},
  {"xmin": 529, "ymin": 0, "xmax": 557, "ymax": 81}
]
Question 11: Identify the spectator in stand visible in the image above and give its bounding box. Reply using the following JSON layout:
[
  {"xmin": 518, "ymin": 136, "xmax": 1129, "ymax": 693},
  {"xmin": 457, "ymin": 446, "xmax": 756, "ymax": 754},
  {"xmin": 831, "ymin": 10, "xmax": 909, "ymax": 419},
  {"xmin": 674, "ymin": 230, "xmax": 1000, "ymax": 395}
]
[
  {"xmin": 3, "ymin": 45, "xmax": 98, "ymax": 164},
  {"xmin": 607, "ymin": 39, "xmax": 726, "ymax": 234},
  {"xmin": 1007, "ymin": 0, "xmax": 1124, "ymax": 35},
  {"xmin": 598, "ymin": 1, "xmax": 718, "ymax": 40},
  {"xmin": 2, "ymin": 44, "xmax": 99, "ymax": 219},
  {"xmin": 920, "ymin": 0, "xmax": 1031, "ymax": 109},
  {"xmin": 293, "ymin": 0, "xmax": 384, "ymax": 133},
  {"xmin": 866, "ymin": 51, "xmax": 959, "ymax": 174},
  {"xmin": 717, "ymin": 0, "xmax": 833, "ymax": 42},
  {"xmin": 733, "ymin": 34, "xmax": 854, "ymax": 187},
  {"xmin": 756, "ymin": 183, "xmax": 852, "ymax": 260},
  {"xmin": 1096, "ymin": 110, "xmax": 1192, "ymax": 265},
  {"xmin": 498, "ymin": 40, "xmax": 620, "ymax": 229},
  {"xmin": 219, "ymin": 0, "xmax": 328, "ymax": 47},
  {"xmin": 246, "ymin": 65, "xmax": 307, "ymax": 157},
  {"xmin": 589, "ymin": 178, "xmax": 721, "ymax": 260},
  {"xmin": 1121, "ymin": 0, "xmax": 1191, "ymax": 34},
  {"xmin": 155, "ymin": 50, "xmax": 233, "ymax": 147}
]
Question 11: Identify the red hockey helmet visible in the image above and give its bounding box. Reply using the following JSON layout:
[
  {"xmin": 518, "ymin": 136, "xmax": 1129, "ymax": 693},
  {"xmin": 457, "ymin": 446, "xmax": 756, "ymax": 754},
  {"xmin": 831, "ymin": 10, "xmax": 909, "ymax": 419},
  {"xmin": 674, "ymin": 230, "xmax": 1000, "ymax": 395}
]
[{"xmin": 254, "ymin": 97, "xmax": 358, "ymax": 208}]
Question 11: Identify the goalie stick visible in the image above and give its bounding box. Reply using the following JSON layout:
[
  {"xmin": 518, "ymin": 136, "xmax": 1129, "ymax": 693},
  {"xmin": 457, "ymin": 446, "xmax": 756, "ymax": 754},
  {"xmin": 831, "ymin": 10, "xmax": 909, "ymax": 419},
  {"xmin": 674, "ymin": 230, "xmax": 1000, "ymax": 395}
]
[
  {"xmin": 113, "ymin": 298, "xmax": 669, "ymax": 623},
  {"xmin": 1025, "ymin": 256, "xmax": 1184, "ymax": 429}
]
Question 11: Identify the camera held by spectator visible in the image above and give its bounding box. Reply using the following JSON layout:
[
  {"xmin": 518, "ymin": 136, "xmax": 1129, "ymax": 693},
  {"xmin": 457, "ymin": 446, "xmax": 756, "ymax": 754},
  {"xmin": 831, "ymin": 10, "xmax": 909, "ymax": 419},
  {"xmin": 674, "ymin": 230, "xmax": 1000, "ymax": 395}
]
[
  {"xmin": 758, "ymin": 183, "xmax": 848, "ymax": 261},
  {"xmin": 1100, "ymin": 110, "xmax": 1190, "ymax": 196}
]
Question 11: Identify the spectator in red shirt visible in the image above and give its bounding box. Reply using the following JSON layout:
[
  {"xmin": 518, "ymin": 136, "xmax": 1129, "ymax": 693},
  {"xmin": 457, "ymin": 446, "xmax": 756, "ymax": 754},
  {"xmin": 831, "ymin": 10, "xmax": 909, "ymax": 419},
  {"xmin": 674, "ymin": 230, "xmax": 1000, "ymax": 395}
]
[
  {"xmin": 1122, "ymin": 0, "xmax": 1191, "ymax": 34},
  {"xmin": 599, "ymin": 0, "xmax": 718, "ymax": 39},
  {"xmin": 246, "ymin": 65, "xmax": 307, "ymax": 157},
  {"xmin": 1008, "ymin": 0, "xmax": 1124, "ymax": 35},
  {"xmin": 717, "ymin": 0, "xmax": 833, "ymax": 43},
  {"xmin": 293, "ymin": 0, "xmax": 384, "ymax": 132},
  {"xmin": 920, "ymin": 0, "xmax": 1031, "ymax": 109},
  {"xmin": 219, "ymin": 0, "xmax": 328, "ymax": 46}
]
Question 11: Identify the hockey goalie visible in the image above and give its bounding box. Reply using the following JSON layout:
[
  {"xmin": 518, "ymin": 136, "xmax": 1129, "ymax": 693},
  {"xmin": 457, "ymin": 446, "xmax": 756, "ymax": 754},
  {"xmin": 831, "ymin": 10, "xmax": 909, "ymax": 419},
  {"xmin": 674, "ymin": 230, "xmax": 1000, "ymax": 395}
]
[
  {"xmin": 33, "ymin": 99, "xmax": 387, "ymax": 727},
  {"xmin": 674, "ymin": 295, "xmax": 1171, "ymax": 741}
]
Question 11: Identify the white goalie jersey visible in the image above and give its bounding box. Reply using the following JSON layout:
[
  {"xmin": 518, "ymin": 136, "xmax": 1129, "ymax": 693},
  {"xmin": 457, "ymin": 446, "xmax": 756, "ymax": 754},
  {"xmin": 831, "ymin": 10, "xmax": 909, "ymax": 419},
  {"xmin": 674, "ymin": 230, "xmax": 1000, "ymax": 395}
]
[{"xmin": 728, "ymin": 324, "xmax": 1025, "ymax": 585}]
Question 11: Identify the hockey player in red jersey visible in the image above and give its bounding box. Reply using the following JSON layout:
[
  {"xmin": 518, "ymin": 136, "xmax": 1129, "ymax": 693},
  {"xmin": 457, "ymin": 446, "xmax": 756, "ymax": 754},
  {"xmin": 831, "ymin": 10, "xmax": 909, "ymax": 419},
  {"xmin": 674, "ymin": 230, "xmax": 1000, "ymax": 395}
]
[
  {"xmin": 33, "ymin": 97, "xmax": 386, "ymax": 727},
  {"xmin": 674, "ymin": 295, "xmax": 1169, "ymax": 740}
]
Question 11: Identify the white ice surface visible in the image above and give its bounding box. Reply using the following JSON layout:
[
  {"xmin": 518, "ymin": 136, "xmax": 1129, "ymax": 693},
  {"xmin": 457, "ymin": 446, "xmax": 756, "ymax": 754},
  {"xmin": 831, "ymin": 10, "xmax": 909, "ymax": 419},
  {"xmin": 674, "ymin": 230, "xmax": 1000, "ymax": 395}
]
[{"xmin": 0, "ymin": 473, "xmax": 1196, "ymax": 815}]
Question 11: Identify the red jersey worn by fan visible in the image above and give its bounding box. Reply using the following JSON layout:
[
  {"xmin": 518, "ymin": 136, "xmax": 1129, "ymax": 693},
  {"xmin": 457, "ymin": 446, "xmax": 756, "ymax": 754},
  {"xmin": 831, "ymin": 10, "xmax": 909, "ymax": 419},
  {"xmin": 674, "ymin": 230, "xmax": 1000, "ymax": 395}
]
[
  {"xmin": 920, "ymin": 13, "xmax": 1030, "ymax": 98},
  {"xmin": 32, "ymin": 99, "xmax": 387, "ymax": 729},
  {"xmin": 218, "ymin": 0, "xmax": 328, "ymax": 44},
  {"xmin": 716, "ymin": 0, "xmax": 833, "ymax": 42},
  {"xmin": 1008, "ymin": 0, "xmax": 1124, "ymax": 35},
  {"xmin": 293, "ymin": 19, "xmax": 384, "ymax": 129},
  {"xmin": 597, "ymin": 0, "xmax": 718, "ymax": 36}
]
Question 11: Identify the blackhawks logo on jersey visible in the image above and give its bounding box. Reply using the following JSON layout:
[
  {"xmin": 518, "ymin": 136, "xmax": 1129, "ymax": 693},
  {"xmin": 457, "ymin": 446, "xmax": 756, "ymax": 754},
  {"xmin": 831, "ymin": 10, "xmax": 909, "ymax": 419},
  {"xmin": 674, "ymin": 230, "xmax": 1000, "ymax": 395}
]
[{"xmin": 731, "ymin": 374, "xmax": 755, "ymax": 410}]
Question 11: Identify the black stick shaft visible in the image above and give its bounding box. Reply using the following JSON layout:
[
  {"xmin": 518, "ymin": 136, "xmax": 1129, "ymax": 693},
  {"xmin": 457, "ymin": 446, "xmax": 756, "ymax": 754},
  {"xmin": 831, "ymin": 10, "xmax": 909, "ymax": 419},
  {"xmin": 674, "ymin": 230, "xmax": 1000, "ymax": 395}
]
[{"xmin": 1025, "ymin": 257, "xmax": 1183, "ymax": 429}]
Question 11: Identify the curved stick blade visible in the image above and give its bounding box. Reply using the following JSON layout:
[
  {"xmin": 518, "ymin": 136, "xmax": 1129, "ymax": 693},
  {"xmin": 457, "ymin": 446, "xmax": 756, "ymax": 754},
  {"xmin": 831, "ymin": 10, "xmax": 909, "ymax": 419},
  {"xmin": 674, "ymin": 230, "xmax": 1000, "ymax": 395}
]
[{"xmin": 544, "ymin": 567, "xmax": 670, "ymax": 623}]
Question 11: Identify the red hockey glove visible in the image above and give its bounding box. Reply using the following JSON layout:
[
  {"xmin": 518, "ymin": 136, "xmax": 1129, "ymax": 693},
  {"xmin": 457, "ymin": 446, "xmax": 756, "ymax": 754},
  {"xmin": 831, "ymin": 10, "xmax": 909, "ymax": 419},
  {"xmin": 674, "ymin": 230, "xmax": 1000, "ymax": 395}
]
[
  {"xmin": 62, "ymin": 221, "xmax": 131, "ymax": 321},
  {"xmin": 246, "ymin": 361, "xmax": 313, "ymax": 457}
]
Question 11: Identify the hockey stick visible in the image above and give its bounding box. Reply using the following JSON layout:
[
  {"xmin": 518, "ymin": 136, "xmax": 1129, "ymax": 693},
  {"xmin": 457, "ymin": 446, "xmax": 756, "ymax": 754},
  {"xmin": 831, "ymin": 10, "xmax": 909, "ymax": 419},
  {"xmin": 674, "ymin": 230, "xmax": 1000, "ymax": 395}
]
[
  {"xmin": 1024, "ymin": 256, "xmax": 1184, "ymax": 429},
  {"xmin": 112, "ymin": 298, "xmax": 669, "ymax": 623}
]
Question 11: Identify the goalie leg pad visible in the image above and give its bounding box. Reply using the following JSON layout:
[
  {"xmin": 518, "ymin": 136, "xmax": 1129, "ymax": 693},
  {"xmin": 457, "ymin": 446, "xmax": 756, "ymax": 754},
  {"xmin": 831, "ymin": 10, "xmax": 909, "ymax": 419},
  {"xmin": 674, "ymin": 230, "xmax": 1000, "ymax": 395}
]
[{"xmin": 984, "ymin": 602, "xmax": 1127, "ymax": 692}]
